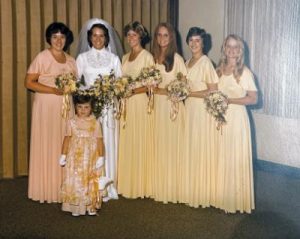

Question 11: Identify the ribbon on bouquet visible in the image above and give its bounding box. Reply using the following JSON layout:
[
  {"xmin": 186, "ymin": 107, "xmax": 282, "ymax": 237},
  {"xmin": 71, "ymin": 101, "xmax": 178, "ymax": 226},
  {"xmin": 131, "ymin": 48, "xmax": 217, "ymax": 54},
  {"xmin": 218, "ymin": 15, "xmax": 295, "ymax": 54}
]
[
  {"xmin": 115, "ymin": 98, "xmax": 127, "ymax": 129},
  {"xmin": 170, "ymin": 100, "xmax": 179, "ymax": 121},
  {"xmin": 61, "ymin": 93, "xmax": 71, "ymax": 119},
  {"xmin": 89, "ymin": 167, "xmax": 101, "ymax": 210},
  {"xmin": 147, "ymin": 87, "xmax": 154, "ymax": 114}
]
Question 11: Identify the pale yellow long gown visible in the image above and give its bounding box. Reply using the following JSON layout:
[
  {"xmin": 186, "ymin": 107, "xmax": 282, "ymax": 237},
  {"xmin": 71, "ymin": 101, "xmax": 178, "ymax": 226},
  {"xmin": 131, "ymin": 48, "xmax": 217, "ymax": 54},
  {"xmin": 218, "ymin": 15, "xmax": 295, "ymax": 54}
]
[
  {"xmin": 117, "ymin": 49, "xmax": 155, "ymax": 198},
  {"xmin": 181, "ymin": 55, "xmax": 219, "ymax": 208},
  {"xmin": 152, "ymin": 53, "xmax": 187, "ymax": 203},
  {"xmin": 216, "ymin": 67, "xmax": 257, "ymax": 213}
]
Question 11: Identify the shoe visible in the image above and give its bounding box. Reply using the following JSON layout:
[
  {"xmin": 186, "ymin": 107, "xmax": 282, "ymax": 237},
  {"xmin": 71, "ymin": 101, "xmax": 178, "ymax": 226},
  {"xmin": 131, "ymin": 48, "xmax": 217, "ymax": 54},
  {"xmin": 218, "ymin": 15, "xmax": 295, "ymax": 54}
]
[
  {"xmin": 99, "ymin": 176, "xmax": 113, "ymax": 190},
  {"xmin": 88, "ymin": 209, "xmax": 97, "ymax": 216},
  {"xmin": 108, "ymin": 186, "xmax": 119, "ymax": 199},
  {"xmin": 102, "ymin": 196, "xmax": 110, "ymax": 202},
  {"xmin": 72, "ymin": 212, "xmax": 80, "ymax": 217}
]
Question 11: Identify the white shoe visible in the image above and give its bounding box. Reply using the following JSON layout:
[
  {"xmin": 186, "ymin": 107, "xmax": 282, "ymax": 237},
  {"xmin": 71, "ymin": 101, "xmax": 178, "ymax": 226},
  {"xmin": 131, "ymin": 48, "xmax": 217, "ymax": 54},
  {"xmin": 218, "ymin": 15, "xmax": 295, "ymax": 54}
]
[
  {"xmin": 108, "ymin": 186, "xmax": 119, "ymax": 199},
  {"xmin": 87, "ymin": 209, "xmax": 97, "ymax": 216},
  {"xmin": 99, "ymin": 176, "xmax": 113, "ymax": 190},
  {"xmin": 72, "ymin": 212, "xmax": 80, "ymax": 217},
  {"xmin": 102, "ymin": 196, "xmax": 110, "ymax": 202}
]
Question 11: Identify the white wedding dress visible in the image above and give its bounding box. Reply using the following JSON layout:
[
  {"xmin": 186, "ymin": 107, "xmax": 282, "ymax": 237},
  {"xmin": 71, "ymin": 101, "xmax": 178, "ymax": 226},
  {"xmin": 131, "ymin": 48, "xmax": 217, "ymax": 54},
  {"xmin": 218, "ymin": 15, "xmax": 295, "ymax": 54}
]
[{"xmin": 76, "ymin": 19, "xmax": 123, "ymax": 201}]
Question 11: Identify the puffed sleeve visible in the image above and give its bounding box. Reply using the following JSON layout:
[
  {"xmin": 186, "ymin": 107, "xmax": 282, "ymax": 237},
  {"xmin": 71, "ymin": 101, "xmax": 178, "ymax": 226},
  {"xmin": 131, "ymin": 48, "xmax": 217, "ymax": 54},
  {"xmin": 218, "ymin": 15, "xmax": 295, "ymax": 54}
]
[
  {"xmin": 240, "ymin": 67, "xmax": 257, "ymax": 91},
  {"xmin": 65, "ymin": 119, "xmax": 72, "ymax": 136},
  {"xmin": 203, "ymin": 57, "xmax": 219, "ymax": 84},
  {"xmin": 113, "ymin": 55, "xmax": 122, "ymax": 78},
  {"xmin": 94, "ymin": 120, "xmax": 103, "ymax": 138},
  {"xmin": 144, "ymin": 51, "xmax": 155, "ymax": 67},
  {"xmin": 175, "ymin": 53, "xmax": 187, "ymax": 76},
  {"xmin": 27, "ymin": 52, "xmax": 43, "ymax": 74},
  {"xmin": 76, "ymin": 54, "xmax": 85, "ymax": 79}
]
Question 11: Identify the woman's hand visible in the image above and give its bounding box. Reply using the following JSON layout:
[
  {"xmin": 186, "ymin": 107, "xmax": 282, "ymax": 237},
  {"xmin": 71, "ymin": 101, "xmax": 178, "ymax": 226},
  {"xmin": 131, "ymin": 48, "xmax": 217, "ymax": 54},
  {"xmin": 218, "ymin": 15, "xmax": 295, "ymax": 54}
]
[{"xmin": 52, "ymin": 87, "xmax": 63, "ymax": 95}]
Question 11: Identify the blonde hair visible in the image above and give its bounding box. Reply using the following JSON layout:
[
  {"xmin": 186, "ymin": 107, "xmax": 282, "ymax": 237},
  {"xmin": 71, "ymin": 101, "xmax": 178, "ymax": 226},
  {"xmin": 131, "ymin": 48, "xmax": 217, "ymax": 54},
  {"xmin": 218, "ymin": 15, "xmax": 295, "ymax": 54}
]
[{"xmin": 216, "ymin": 34, "xmax": 245, "ymax": 82}]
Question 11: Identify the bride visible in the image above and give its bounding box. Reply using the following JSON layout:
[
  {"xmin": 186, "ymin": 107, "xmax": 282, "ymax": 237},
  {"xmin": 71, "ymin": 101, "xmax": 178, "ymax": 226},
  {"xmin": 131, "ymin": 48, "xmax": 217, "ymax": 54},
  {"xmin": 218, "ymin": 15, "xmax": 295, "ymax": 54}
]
[{"xmin": 76, "ymin": 18, "xmax": 123, "ymax": 201}]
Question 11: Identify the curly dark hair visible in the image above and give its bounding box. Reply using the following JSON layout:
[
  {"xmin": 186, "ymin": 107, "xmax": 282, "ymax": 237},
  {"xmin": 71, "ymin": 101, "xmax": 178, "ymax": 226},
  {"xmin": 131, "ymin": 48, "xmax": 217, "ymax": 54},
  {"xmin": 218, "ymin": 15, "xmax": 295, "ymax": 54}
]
[
  {"xmin": 186, "ymin": 27, "xmax": 211, "ymax": 55},
  {"xmin": 45, "ymin": 22, "xmax": 74, "ymax": 51},
  {"xmin": 87, "ymin": 23, "xmax": 110, "ymax": 48}
]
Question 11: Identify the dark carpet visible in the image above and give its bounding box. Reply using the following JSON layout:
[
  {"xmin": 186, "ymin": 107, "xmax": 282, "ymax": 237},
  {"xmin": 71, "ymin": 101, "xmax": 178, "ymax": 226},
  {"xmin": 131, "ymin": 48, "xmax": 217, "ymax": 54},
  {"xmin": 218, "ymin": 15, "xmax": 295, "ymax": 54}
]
[{"xmin": 0, "ymin": 169, "xmax": 299, "ymax": 239}]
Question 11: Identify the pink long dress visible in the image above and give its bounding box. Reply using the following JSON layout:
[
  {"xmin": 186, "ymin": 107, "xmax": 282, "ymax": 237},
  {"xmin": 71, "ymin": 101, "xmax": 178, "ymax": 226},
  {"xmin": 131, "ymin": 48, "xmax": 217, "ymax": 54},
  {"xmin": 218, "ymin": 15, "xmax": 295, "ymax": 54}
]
[{"xmin": 27, "ymin": 49, "xmax": 77, "ymax": 203}]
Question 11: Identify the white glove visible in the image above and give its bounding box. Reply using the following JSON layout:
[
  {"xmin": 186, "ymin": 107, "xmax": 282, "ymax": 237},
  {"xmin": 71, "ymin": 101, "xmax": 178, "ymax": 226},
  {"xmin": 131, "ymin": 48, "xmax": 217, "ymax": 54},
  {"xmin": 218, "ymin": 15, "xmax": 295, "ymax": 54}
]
[
  {"xmin": 59, "ymin": 155, "xmax": 66, "ymax": 166},
  {"xmin": 95, "ymin": 156, "xmax": 104, "ymax": 169}
]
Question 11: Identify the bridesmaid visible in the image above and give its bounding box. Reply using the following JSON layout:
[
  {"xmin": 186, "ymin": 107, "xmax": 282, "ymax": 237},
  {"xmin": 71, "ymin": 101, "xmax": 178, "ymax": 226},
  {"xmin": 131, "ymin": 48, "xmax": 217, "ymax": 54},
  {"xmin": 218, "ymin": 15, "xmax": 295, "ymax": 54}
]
[
  {"xmin": 215, "ymin": 34, "xmax": 257, "ymax": 213},
  {"xmin": 25, "ymin": 22, "xmax": 77, "ymax": 203},
  {"xmin": 152, "ymin": 22, "xmax": 187, "ymax": 203},
  {"xmin": 182, "ymin": 27, "xmax": 219, "ymax": 207},
  {"xmin": 118, "ymin": 21, "xmax": 155, "ymax": 198}
]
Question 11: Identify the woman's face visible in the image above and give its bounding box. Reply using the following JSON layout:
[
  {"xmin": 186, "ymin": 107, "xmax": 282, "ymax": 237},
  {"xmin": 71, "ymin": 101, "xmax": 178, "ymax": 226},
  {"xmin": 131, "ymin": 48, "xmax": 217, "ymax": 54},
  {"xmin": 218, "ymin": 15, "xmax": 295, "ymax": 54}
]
[
  {"xmin": 50, "ymin": 32, "xmax": 66, "ymax": 51},
  {"xmin": 188, "ymin": 35, "xmax": 203, "ymax": 55},
  {"xmin": 156, "ymin": 26, "xmax": 170, "ymax": 49},
  {"xmin": 126, "ymin": 30, "xmax": 141, "ymax": 48},
  {"xmin": 91, "ymin": 27, "xmax": 106, "ymax": 50},
  {"xmin": 76, "ymin": 103, "xmax": 92, "ymax": 118},
  {"xmin": 224, "ymin": 37, "xmax": 240, "ymax": 60}
]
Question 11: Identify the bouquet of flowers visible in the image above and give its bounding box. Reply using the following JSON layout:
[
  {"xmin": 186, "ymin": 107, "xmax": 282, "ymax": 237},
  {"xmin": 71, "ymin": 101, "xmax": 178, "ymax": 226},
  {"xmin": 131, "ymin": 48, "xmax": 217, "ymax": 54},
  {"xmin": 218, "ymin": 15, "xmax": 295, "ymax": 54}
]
[
  {"xmin": 55, "ymin": 72, "xmax": 77, "ymax": 118},
  {"xmin": 113, "ymin": 75, "xmax": 136, "ymax": 126},
  {"xmin": 204, "ymin": 91, "xmax": 228, "ymax": 130},
  {"xmin": 166, "ymin": 72, "xmax": 191, "ymax": 121},
  {"xmin": 113, "ymin": 75, "xmax": 136, "ymax": 99},
  {"xmin": 136, "ymin": 66, "xmax": 162, "ymax": 114},
  {"xmin": 76, "ymin": 71, "xmax": 116, "ymax": 118}
]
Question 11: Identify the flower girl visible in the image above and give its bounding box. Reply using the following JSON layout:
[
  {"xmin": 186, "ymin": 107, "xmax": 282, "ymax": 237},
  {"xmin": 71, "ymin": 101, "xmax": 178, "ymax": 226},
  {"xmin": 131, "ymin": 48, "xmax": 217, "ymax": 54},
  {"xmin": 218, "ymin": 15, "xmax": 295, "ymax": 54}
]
[{"xmin": 59, "ymin": 94, "xmax": 111, "ymax": 216}]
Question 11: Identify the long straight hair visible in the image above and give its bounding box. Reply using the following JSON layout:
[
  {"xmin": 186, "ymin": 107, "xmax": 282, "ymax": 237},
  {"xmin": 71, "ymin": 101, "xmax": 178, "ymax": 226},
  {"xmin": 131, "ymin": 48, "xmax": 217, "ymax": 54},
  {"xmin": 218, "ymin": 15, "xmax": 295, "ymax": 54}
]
[
  {"xmin": 152, "ymin": 22, "xmax": 177, "ymax": 72},
  {"xmin": 216, "ymin": 34, "xmax": 245, "ymax": 82}
]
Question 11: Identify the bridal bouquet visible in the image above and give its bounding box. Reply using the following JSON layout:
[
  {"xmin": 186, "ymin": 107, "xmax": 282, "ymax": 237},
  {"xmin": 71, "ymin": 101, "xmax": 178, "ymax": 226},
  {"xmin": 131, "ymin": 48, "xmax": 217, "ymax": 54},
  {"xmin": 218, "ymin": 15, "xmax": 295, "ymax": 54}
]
[
  {"xmin": 76, "ymin": 71, "xmax": 116, "ymax": 118},
  {"xmin": 136, "ymin": 66, "xmax": 162, "ymax": 114},
  {"xmin": 55, "ymin": 72, "xmax": 77, "ymax": 118},
  {"xmin": 204, "ymin": 91, "xmax": 228, "ymax": 130},
  {"xmin": 166, "ymin": 72, "xmax": 191, "ymax": 121}
]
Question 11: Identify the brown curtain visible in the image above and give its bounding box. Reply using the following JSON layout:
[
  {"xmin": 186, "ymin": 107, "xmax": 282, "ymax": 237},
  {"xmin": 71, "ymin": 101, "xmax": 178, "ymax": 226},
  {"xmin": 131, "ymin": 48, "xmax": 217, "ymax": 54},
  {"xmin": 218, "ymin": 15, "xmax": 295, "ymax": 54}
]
[{"xmin": 0, "ymin": 0, "xmax": 178, "ymax": 178}]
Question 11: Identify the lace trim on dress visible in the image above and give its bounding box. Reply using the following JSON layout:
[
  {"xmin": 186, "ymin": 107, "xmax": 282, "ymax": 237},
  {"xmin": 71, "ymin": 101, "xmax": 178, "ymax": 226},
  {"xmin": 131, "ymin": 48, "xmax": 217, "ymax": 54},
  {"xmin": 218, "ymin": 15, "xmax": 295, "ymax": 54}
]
[{"xmin": 86, "ymin": 48, "xmax": 112, "ymax": 68}]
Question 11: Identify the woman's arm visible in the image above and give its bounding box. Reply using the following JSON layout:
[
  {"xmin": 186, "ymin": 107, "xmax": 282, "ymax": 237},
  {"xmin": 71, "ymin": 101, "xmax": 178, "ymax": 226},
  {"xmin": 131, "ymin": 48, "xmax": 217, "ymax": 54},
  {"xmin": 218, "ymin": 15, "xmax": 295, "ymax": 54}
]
[
  {"xmin": 24, "ymin": 73, "xmax": 62, "ymax": 95},
  {"xmin": 153, "ymin": 87, "xmax": 168, "ymax": 95},
  {"xmin": 97, "ymin": 138, "xmax": 105, "ymax": 157},
  {"xmin": 131, "ymin": 86, "xmax": 148, "ymax": 95},
  {"xmin": 189, "ymin": 83, "xmax": 218, "ymax": 98},
  {"xmin": 61, "ymin": 136, "xmax": 71, "ymax": 154},
  {"xmin": 228, "ymin": 91, "xmax": 257, "ymax": 105}
]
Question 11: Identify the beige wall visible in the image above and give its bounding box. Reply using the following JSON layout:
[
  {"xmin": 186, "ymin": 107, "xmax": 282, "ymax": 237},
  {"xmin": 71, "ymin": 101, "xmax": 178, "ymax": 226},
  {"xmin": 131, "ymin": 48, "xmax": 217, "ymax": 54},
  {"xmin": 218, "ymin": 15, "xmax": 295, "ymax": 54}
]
[
  {"xmin": 178, "ymin": 0, "xmax": 300, "ymax": 169},
  {"xmin": 178, "ymin": 0, "xmax": 224, "ymax": 64}
]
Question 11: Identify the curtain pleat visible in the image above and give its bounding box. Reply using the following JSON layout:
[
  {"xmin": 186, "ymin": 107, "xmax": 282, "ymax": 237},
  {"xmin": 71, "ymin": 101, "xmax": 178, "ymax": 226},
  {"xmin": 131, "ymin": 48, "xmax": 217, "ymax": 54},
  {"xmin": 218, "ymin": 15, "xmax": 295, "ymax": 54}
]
[
  {"xmin": 225, "ymin": 0, "xmax": 300, "ymax": 119},
  {"xmin": 0, "ymin": 0, "xmax": 178, "ymax": 178}
]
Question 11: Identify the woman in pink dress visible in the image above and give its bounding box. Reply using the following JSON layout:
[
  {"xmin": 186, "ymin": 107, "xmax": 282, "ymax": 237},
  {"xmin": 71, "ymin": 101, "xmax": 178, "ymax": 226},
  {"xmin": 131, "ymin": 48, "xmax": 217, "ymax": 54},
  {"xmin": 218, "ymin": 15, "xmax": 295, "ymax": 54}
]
[{"xmin": 25, "ymin": 22, "xmax": 77, "ymax": 203}]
